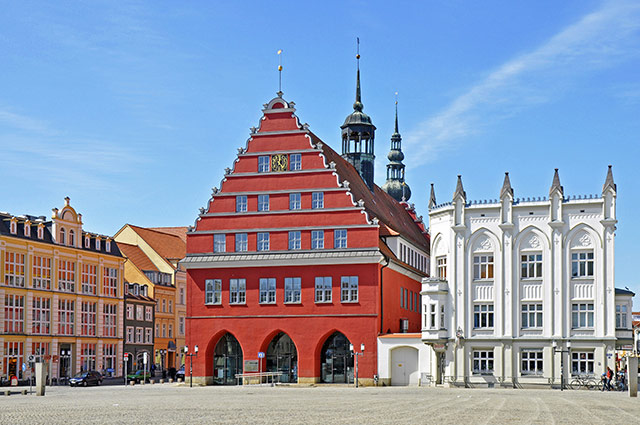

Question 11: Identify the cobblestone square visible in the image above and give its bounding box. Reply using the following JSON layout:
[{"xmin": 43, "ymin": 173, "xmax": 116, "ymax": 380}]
[{"xmin": 2, "ymin": 384, "xmax": 640, "ymax": 424}]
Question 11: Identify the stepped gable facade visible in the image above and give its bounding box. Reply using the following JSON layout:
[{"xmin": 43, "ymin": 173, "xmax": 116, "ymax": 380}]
[{"xmin": 183, "ymin": 93, "xmax": 429, "ymax": 385}]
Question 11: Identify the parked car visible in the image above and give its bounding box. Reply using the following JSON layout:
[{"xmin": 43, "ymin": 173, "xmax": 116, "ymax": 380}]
[
  {"xmin": 69, "ymin": 371, "xmax": 103, "ymax": 387},
  {"xmin": 176, "ymin": 365, "xmax": 185, "ymax": 381},
  {"xmin": 127, "ymin": 370, "xmax": 151, "ymax": 384}
]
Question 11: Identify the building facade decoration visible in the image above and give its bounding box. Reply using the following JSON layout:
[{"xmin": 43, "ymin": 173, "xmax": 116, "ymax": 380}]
[
  {"xmin": 182, "ymin": 87, "xmax": 429, "ymax": 386},
  {"xmin": 0, "ymin": 198, "xmax": 125, "ymax": 382},
  {"xmin": 419, "ymin": 167, "xmax": 631, "ymax": 388}
]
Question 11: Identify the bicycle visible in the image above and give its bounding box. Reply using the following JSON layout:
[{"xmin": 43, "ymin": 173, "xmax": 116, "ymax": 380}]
[{"xmin": 569, "ymin": 375, "xmax": 598, "ymax": 390}]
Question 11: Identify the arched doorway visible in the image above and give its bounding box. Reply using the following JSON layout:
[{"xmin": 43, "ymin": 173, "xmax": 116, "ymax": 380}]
[
  {"xmin": 213, "ymin": 333, "xmax": 243, "ymax": 385},
  {"xmin": 266, "ymin": 332, "xmax": 298, "ymax": 383},
  {"xmin": 320, "ymin": 332, "xmax": 353, "ymax": 383}
]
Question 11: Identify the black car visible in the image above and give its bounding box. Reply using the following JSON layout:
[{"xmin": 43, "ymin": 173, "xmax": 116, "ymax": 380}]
[{"xmin": 69, "ymin": 371, "xmax": 103, "ymax": 387}]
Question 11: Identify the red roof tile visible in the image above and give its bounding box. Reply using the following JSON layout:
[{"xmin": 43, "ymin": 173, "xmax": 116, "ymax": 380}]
[
  {"xmin": 128, "ymin": 225, "xmax": 186, "ymax": 267},
  {"xmin": 149, "ymin": 227, "xmax": 188, "ymax": 244},
  {"xmin": 116, "ymin": 242, "xmax": 159, "ymax": 272}
]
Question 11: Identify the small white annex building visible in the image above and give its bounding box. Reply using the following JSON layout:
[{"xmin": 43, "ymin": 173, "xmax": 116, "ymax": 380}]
[{"xmin": 418, "ymin": 167, "xmax": 632, "ymax": 388}]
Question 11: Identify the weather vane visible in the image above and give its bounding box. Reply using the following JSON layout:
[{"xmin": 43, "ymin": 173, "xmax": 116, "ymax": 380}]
[{"xmin": 277, "ymin": 49, "xmax": 283, "ymax": 95}]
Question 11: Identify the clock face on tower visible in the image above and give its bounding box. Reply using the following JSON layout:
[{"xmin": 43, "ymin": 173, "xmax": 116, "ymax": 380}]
[{"xmin": 271, "ymin": 154, "xmax": 288, "ymax": 172}]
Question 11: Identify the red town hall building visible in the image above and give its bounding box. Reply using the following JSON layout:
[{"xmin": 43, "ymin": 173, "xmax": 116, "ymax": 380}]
[{"xmin": 183, "ymin": 69, "xmax": 429, "ymax": 385}]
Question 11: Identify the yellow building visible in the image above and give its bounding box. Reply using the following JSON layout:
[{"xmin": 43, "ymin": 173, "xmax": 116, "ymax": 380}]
[
  {"xmin": 0, "ymin": 198, "xmax": 125, "ymax": 382},
  {"xmin": 114, "ymin": 225, "xmax": 186, "ymax": 372}
]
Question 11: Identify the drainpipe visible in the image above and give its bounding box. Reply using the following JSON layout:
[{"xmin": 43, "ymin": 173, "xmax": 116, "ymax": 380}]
[{"xmin": 380, "ymin": 253, "xmax": 389, "ymax": 335}]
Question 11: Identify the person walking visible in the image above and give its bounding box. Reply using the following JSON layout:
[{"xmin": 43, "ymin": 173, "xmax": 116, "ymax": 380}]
[{"xmin": 602, "ymin": 366, "xmax": 614, "ymax": 391}]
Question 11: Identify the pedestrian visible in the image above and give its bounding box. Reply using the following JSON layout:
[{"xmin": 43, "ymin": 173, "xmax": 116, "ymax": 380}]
[{"xmin": 603, "ymin": 366, "xmax": 614, "ymax": 391}]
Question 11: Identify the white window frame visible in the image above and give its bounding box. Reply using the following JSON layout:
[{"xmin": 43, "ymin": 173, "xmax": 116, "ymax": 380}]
[
  {"xmin": 257, "ymin": 232, "xmax": 270, "ymax": 251},
  {"xmin": 258, "ymin": 194, "xmax": 270, "ymax": 212},
  {"xmin": 4, "ymin": 251, "xmax": 25, "ymax": 287},
  {"xmin": 472, "ymin": 350, "xmax": 494, "ymax": 374},
  {"xmin": 32, "ymin": 296, "xmax": 51, "ymax": 334},
  {"xmin": 571, "ymin": 303, "xmax": 594, "ymax": 329},
  {"xmin": 473, "ymin": 255, "xmax": 494, "ymax": 280},
  {"xmin": 521, "ymin": 350, "xmax": 543, "ymax": 375},
  {"xmin": 4, "ymin": 294, "xmax": 24, "ymax": 333},
  {"xmin": 572, "ymin": 251, "xmax": 594, "ymax": 278},
  {"xmin": 236, "ymin": 195, "xmax": 248, "ymax": 213},
  {"xmin": 81, "ymin": 263, "xmax": 97, "ymax": 295},
  {"xmin": 311, "ymin": 230, "xmax": 324, "ymax": 249},
  {"xmin": 436, "ymin": 256, "xmax": 447, "ymax": 279},
  {"xmin": 340, "ymin": 276, "xmax": 358, "ymax": 303},
  {"xmin": 571, "ymin": 351, "xmax": 595, "ymax": 376},
  {"xmin": 334, "ymin": 229, "xmax": 347, "ymax": 249},
  {"xmin": 213, "ymin": 234, "xmax": 226, "ymax": 253},
  {"xmin": 314, "ymin": 277, "xmax": 332, "ymax": 303},
  {"xmin": 288, "ymin": 231, "xmax": 301, "ymax": 250},
  {"xmin": 235, "ymin": 233, "xmax": 248, "ymax": 252},
  {"xmin": 289, "ymin": 193, "xmax": 301, "ymax": 210},
  {"xmin": 32, "ymin": 255, "xmax": 51, "ymax": 290},
  {"xmin": 616, "ymin": 304, "xmax": 629, "ymax": 329},
  {"xmin": 258, "ymin": 155, "xmax": 270, "ymax": 172},
  {"xmin": 521, "ymin": 303, "xmax": 543, "ymax": 329},
  {"xmin": 521, "ymin": 253, "xmax": 543, "ymax": 279},
  {"xmin": 259, "ymin": 278, "xmax": 276, "ymax": 304},
  {"xmin": 284, "ymin": 277, "xmax": 301, "ymax": 303},
  {"xmin": 205, "ymin": 279, "xmax": 222, "ymax": 305},
  {"xmin": 289, "ymin": 153, "xmax": 302, "ymax": 170},
  {"xmin": 230, "ymin": 279, "xmax": 246, "ymax": 304},
  {"xmin": 312, "ymin": 192, "xmax": 324, "ymax": 209},
  {"xmin": 126, "ymin": 304, "xmax": 134, "ymax": 320},
  {"xmin": 58, "ymin": 260, "xmax": 76, "ymax": 292},
  {"xmin": 473, "ymin": 304, "xmax": 494, "ymax": 329}
]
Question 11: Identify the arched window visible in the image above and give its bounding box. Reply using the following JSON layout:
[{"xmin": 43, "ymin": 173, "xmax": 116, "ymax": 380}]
[
  {"xmin": 69, "ymin": 229, "xmax": 75, "ymax": 247},
  {"xmin": 24, "ymin": 224, "xmax": 31, "ymax": 237},
  {"xmin": 37, "ymin": 225, "xmax": 44, "ymax": 240},
  {"xmin": 59, "ymin": 228, "xmax": 66, "ymax": 245},
  {"xmin": 10, "ymin": 220, "xmax": 17, "ymax": 234}
]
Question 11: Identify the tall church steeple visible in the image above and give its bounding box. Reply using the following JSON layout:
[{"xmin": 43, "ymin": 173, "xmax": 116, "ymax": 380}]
[
  {"xmin": 382, "ymin": 97, "xmax": 410, "ymax": 202},
  {"xmin": 341, "ymin": 39, "xmax": 376, "ymax": 189}
]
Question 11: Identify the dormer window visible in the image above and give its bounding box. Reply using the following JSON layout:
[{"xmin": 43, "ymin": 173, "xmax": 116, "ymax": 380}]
[
  {"xmin": 24, "ymin": 223, "xmax": 31, "ymax": 237},
  {"xmin": 85, "ymin": 235, "xmax": 90, "ymax": 248},
  {"xmin": 96, "ymin": 239, "xmax": 101, "ymax": 251},
  {"xmin": 69, "ymin": 229, "xmax": 75, "ymax": 247},
  {"xmin": 59, "ymin": 228, "xmax": 66, "ymax": 245},
  {"xmin": 10, "ymin": 219, "xmax": 17, "ymax": 234},
  {"xmin": 105, "ymin": 240, "xmax": 111, "ymax": 252},
  {"xmin": 37, "ymin": 225, "xmax": 44, "ymax": 240}
]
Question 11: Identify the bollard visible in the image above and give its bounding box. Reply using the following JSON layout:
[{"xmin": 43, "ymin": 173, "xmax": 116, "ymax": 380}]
[
  {"xmin": 21, "ymin": 389, "xmax": 28, "ymax": 395},
  {"xmin": 159, "ymin": 379, "xmax": 164, "ymax": 384},
  {"xmin": 4, "ymin": 390, "xmax": 10, "ymax": 396},
  {"xmin": 150, "ymin": 379, "xmax": 155, "ymax": 384},
  {"xmin": 628, "ymin": 356, "xmax": 638, "ymax": 397},
  {"xmin": 35, "ymin": 362, "xmax": 47, "ymax": 396},
  {"xmin": 129, "ymin": 381, "xmax": 135, "ymax": 386},
  {"xmin": 177, "ymin": 378, "xmax": 182, "ymax": 383},
  {"xmin": 169, "ymin": 378, "xmax": 174, "ymax": 383}
]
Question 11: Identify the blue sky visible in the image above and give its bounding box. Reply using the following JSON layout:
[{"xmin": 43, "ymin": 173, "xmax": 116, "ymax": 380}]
[{"xmin": 1, "ymin": 1, "xmax": 639, "ymax": 297}]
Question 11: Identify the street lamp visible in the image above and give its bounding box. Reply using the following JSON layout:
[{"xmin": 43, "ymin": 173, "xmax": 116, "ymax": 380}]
[
  {"xmin": 184, "ymin": 345, "xmax": 198, "ymax": 388},
  {"xmin": 350, "ymin": 343, "xmax": 365, "ymax": 388},
  {"xmin": 553, "ymin": 340, "xmax": 571, "ymax": 391}
]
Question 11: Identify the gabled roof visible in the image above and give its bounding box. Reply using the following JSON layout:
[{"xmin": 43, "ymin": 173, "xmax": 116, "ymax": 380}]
[
  {"xmin": 127, "ymin": 225, "xmax": 186, "ymax": 267},
  {"xmin": 149, "ymin": 227, "xmax": 188, "ymax": 244},
  {"xmin": 312, "ymin": 134, "xmax": 429, "ymax": 251},
  {"xmin": 116, "ymin": 242, "xmax": 158, "ymax": 272}
]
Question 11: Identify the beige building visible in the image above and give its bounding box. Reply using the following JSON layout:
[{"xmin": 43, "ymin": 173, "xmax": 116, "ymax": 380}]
[
  {"xmin": 114, "ymin": 225, "xmax": 186, "ymax": 371},
  {"xmin": 1, "ymin": 198, "xmax": 125, "ymax": 382}
]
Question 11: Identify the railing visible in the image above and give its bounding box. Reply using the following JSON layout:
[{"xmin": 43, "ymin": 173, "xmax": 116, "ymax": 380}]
[{"xmin": 234, "ymin": 372, "xmax": 283, "ymax": 386}]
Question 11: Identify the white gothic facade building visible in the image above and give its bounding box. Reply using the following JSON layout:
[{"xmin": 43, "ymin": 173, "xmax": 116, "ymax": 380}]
[{"xmin": 419, "ymin": 167, "xmax": 633, "ymax": 388}]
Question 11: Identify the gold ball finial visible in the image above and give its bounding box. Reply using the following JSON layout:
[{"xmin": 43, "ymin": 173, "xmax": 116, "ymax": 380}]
[
  {"xmin": 278, "ymin": 65, "xmax": 283, "ymax": 71},
  {"xmin": 356, "ymin": 54, "xmax": 360, "ymax": 59}
]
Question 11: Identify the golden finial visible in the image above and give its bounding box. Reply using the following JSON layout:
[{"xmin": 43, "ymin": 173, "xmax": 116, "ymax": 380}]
[
  {"xmin": 277, "ymin": 49, "xmax": 283, "ymax": 94},
  {"xmin": 356, "ymin": 37, "xmax": 360, "ymax": 61},
  {"xmin": 395, "ymin": 91, "xmax": 398, "ymax": 105}
]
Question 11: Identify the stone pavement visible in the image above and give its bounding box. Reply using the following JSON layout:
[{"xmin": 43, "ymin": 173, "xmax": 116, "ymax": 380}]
[{"xmin": 1, "ymin": 384, "xmax": 639, "ymax": 424}]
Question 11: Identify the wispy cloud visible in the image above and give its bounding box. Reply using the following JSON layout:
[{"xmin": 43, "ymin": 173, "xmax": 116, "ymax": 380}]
[
  {"xmin": 0, "ymin": 109, "xmax": 55, "ymax": 135},
  {"xmin": 403, "ymin": 0, "xmax": 640, "ymax": 169}
]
